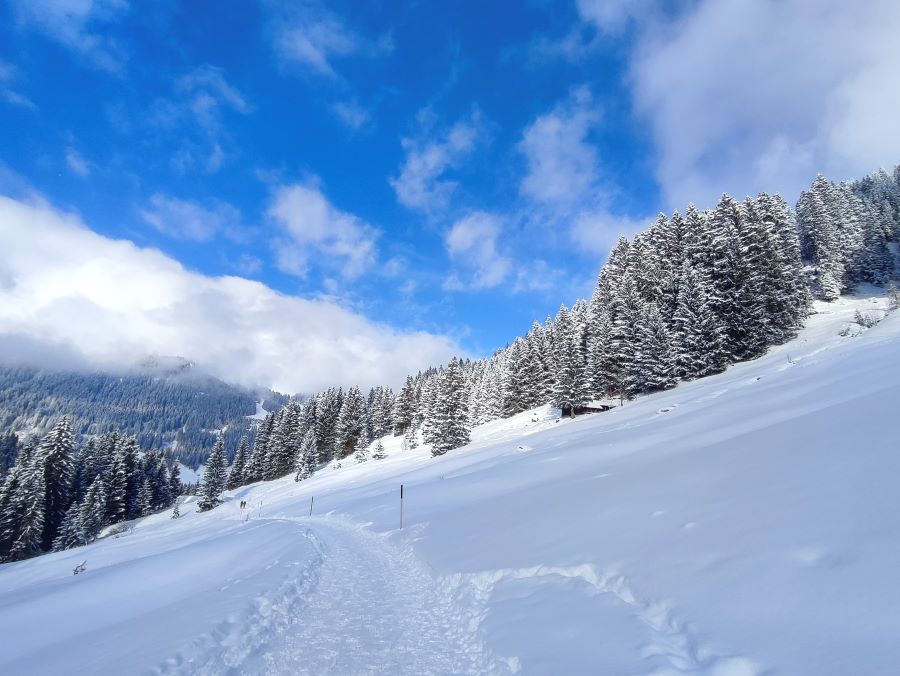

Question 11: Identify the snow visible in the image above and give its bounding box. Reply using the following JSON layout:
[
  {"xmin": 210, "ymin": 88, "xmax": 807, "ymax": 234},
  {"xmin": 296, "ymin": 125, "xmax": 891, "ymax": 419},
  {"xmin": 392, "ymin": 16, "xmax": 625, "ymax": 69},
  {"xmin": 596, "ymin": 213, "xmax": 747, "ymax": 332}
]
[
  {"xmin": 246, "ymin": 400, "xmax": 268, "ymax": 421},
  {"xmin": 2, "ymin": 292, "xmax": 900, "ymax": 675},
  {"xmin": 176, "ymin": 462, "xmax": 202, "ymax": 484}
]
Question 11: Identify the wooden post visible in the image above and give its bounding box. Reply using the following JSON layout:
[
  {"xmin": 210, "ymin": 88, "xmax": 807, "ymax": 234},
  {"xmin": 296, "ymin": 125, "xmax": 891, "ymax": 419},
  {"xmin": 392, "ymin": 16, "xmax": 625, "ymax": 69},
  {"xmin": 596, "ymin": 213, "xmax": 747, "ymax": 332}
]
[
  {"xmin": 400, "ymin": 484, "xmax": 404, "ymax": 530},
  {"xmin": 309, "ymin": 495, "xmax": 314, "ymax": 517}
]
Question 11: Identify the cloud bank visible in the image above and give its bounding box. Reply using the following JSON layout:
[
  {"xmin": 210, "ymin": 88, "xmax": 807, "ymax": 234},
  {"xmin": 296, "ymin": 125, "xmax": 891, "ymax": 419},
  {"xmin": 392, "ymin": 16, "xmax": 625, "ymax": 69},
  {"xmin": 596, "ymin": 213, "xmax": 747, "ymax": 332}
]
[
  {"xmin": 0, "ymin": 195, "xmax": 463, "ymax": 393},
  {"xmin": 627, "ymin": 0, "xmax": 900, "ymax": 209}
]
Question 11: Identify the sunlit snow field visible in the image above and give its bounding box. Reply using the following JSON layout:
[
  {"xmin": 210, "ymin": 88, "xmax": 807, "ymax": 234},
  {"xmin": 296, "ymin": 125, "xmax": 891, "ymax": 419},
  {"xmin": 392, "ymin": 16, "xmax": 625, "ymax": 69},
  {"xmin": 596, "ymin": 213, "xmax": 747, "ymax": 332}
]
[{"xmin": 2, "ymin": 292, "xmax": 899, "ymax": 675}]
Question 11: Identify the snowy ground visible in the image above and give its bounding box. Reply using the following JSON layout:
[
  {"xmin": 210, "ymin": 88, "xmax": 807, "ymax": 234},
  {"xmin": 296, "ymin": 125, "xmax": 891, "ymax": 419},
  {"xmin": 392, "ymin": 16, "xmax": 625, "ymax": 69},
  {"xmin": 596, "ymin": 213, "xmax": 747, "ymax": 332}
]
[{"xmin": 2, "ymin": 291, "xmax": 900, "ymax": 675}]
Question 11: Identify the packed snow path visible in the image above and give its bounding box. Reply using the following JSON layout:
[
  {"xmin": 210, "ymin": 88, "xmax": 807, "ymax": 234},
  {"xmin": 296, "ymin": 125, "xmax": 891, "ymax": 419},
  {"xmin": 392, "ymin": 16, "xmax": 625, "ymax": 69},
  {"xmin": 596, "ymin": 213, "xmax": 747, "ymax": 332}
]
[{"xmin": 154, "ymin": 517, "xmax": 510, "ymax": 676}]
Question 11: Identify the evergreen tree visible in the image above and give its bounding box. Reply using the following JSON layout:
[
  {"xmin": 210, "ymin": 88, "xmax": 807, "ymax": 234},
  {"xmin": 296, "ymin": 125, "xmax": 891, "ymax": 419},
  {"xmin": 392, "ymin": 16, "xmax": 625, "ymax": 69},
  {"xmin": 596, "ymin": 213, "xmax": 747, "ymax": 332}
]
[
  {"xmin": 552, "ymin": 305, "xmax": 588, "ymax": 415},
  {"xmin": 294, "ymin": 429, "xmax": 317, "ymax": 482},
  {"xmin": 105, "ymin": 448, "xmax": 128, "ymax": 524},
  {"xmin": 0, "ymin": 472, "xmax": 20, "ymax": 558},
  {"xmin": 315, "ymin": 388, "xmax": 343, "ymax": 464},
  {"xmin": 336, "ymin": 386, "xmax": 368, "ymax": 460},
  {"xmin": 168, "ymin": 462, "xmax": 181, "ymax": 502},
  {"xmin": 226, "ymin": 436, "xmax": 249, "ymax": 490},
  {"xmin": 353, "ymin": 435, "xmax": 369, "ymax": 463},
  {"xmin": 153, "ymin": 453, "xmax": 171, "ymax": 509},
  {"xmin": 671, "ymin": 264, "xmax": 727, "ymax": 379},
  {"xmin": 373, "ymin": 441, "xmax": 386, "ymax": 460},
  {"xmin": 52, "ymin": 502, "xmax": 84, "ymax": 552},
  {"xmin": 197, "ymin": 437, "xmax": 227, "ymax": 512},
  {"xmin": 706, "ymin": 194, "xmax": 745, "ymax": 359},
  {"xmin": 79, "ymin": 476, "xmax": 106, "ymax": 543},
  {"xmin": 631, "ymin": 303, "xmax": 676, "ymax": 393},
  {"xmin": 119, "ymin": 436, "xmax": 141, "ymax": 521},
  {"xmin": 798, "ymin": 178, "xmax": 843, "ymax": 299},
  {"xmin": 266, "ymin": 405, "xmax": 299, "ymax": 480},
  {"xmin": 0, "ymin": 443, "xmax": 34, "ymax": 559},
  {"xmin": 430, "ymin": 358, "xmax": 470, "ymax": 456},
  {"xmin": 245, "ymin": 412, "xmax": 275, "ymax": 483},
  {"xmin": 403, "ymin": 424, "xmax": 418, "ymax": 450},
  {"xmin": 32, "ymin": 416, "xmax": 75, "ymax": 550},
  {"xmin": 138, "ymin": 477, "xmax": 153, "ymax": 516},
  {"xmin": 608, "ymin": 277, "xmax": 642, "ymax": 399},
  {"xmin": 7, "ymin": 467, "xmax": 45, "ymax": 561}
]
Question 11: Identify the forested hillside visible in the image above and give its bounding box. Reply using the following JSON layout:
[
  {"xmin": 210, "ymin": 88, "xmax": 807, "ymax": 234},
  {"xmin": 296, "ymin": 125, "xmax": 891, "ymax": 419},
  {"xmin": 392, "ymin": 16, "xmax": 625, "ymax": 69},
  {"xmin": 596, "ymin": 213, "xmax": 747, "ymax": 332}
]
[
  {"xmin": 0, "ymin": 363, "xmax": 287, "ymax": 468},
  {"xmin": 222, "ymin": 167, "xmax": 900, "ymax": 492}
]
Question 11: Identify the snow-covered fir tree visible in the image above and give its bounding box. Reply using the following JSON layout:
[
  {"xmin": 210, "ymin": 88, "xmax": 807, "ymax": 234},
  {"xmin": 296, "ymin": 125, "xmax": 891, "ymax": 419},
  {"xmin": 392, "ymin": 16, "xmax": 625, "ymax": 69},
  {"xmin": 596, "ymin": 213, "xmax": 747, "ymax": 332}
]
[
  {"xmin": 373, "ymin": 441, "xmax": 386, "ymax": 460},
  {"xmin": 79, "ymin": 476, "xmax": 106, "ymax": 543},
  {"xmin": 226, "ymin": 436, "xmax": 248, "ymax": 490},
  {"xmin": 197, "ymin": 437, "xmax": 227, "ymax": 512},
  {"xmin": 138, "ymin": 477, "xmax": 153, "ymax": 517},
  {"xmin": 392, "ymin": 376, "xmax": 417, "ymax": 435},
  {"xmin": 294, "ymin": 429, "xmax": 317, "ymax": 482},
  {"xmin": 336, "ymin": 386, "xmax": 368, "ymax": 461},
  {"xmin": 353, "ymin": 435, "xmax": 369, "ymax": 463},
  {"xmin": 429, "ymin": 358, "xmax": 470, "ymax": 456},
  {"xmin": 244, "ymin": 412, "xmax": 275, "ymax": 483},
  {"xmin": 31, "ymin": 416, "xmax": 74, "ymax": 550}
]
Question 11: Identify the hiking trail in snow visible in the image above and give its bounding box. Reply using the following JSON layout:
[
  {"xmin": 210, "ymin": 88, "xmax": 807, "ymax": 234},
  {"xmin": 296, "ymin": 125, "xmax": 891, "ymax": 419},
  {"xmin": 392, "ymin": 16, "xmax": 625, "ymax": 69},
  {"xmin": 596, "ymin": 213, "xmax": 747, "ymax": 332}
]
[{"xmin": 153, "ymin": 517, "xmax": 512, "ymax": 676}]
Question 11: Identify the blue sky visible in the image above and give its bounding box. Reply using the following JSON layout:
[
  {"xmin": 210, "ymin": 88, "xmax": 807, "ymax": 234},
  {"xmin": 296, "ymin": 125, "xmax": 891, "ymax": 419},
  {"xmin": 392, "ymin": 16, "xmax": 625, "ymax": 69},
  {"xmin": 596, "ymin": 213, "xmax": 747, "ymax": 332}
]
[{"xmin": 2, "ymin": 0, "xmax": 898, "ymax": 392}]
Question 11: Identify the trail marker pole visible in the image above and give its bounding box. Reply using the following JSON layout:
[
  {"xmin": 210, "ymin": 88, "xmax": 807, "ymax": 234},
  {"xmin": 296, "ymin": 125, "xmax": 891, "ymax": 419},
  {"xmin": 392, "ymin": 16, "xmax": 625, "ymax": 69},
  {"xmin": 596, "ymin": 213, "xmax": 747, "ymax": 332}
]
[
  {"xmin": 309, "ymin": 495, "xmax": 314, "ymax": 517},
  {"xmin": 400, "ymin": 484, "xmax": 404, "ymax": 530}
]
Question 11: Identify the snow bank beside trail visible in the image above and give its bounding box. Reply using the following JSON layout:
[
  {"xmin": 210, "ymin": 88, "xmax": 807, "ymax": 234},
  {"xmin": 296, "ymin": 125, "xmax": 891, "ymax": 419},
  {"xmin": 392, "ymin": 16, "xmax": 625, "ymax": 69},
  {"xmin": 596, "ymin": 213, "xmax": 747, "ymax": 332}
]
[
  {"xmin": 2, "ymin": 292, "xmax": 900, "ymax": 675},
  {"xmin": 0, "ymin": 504, "xmax": 323, "ymax": 676}
]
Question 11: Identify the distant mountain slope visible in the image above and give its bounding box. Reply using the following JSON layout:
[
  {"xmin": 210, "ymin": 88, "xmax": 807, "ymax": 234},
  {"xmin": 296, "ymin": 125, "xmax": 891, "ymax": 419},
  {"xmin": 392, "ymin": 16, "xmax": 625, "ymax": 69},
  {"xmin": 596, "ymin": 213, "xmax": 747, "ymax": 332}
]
[{"xmin": 0, "ymin": 362, "xmax": 288, "ymax": 467}]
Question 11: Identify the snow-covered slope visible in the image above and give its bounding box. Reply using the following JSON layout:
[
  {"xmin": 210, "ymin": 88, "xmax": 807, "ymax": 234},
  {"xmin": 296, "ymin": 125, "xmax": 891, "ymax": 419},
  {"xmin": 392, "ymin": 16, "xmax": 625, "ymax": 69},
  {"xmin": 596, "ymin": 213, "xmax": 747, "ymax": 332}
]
[{"xmin": 2, "ymin": 293, "xmax": 899, "ymax": 675}]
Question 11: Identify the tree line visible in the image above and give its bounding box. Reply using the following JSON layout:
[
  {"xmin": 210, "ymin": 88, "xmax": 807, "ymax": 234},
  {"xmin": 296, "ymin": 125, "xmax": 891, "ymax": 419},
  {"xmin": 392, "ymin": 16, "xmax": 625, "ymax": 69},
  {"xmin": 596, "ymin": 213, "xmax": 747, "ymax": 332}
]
[{"xmin": 219, "ymin": 166, "xmax": 900, "ymax": 494}]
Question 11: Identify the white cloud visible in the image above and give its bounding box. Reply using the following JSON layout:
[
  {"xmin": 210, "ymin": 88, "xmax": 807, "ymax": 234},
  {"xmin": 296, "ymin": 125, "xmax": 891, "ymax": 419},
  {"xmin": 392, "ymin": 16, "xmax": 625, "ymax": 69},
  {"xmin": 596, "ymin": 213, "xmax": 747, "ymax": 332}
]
[
  {"xmin": 512, "ymin": 260, "xmax": 564, "ymax": 294},
  {"xmin": 234, "ymin": 254, "xmax": 263, "ymax": 277},
  {"xmin": 575, "ymin": 0, "xmax": 650, "ymax": 34},
  {"xmin": 519, "ymin": 86, "xmax": 600, "ymax": 204},
  {"xmin": 269, "ymin": 183, "xmax": 378, "ymax": 279},
  {"xmin": 443, "ymin": 212, "xmax": 511, "ymax": 291},
  {"xmin": 65, "ymin": 148, "xmax": 91, "ymax": 177},
  {"xmin": 0, "ymin": 194, "xmax": 463, "ymax": 392},
  {"xmin": 151, "ymin": 65, "xmax": 251, "ymax": 174},
  {"xmin": 570, "ymin": 210, "xmax": 650, "ymax": 255},
  {"xmin": 11, "ymin": 0, "xmax": 129, "ymax": 74},
  {"xmin": 390, "ymin": 110, "xmax": 484, "ymax": 213},
  {"xmin": 139, "ymin": 193, "xmax": 246, "ymax": 243},
  {"xmin": 176, "ymin": 65, "xmax": 251, "ymax": 126},
  {"xmin": 0, "ymin": 61, "xmax": 34, "ymax": 109},
  {"xmin": 628, "ymin": 0, "xmax": 900, "ymax": 208},
  {"xmin": 331, "ymin": 100, "xmax": 370, "ymax": 130},
  {"xmin": 516, "ymin": 87, "xmax": 650, "ymax": 259},
  {"xmin": 267, "ymin": 1, "xmax": 391, "ymax": 79}
]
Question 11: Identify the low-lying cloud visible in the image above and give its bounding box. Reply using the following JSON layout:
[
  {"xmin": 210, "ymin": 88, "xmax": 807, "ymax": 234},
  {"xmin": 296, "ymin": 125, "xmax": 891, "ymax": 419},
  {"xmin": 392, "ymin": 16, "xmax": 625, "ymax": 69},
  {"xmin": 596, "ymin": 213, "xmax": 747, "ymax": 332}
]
[{"xmin": 0, "ymin": 195, "xmax": 463, "ymax": 393}]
